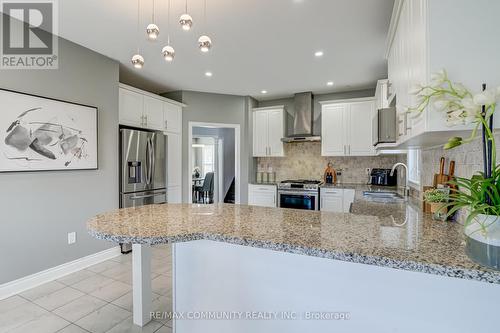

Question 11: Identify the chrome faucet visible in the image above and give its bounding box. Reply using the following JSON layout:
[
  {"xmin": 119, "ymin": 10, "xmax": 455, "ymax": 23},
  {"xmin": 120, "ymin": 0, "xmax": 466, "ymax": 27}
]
[{"xmin": 390, "ymin": 162, "xmax": 410, "ymax": 197}]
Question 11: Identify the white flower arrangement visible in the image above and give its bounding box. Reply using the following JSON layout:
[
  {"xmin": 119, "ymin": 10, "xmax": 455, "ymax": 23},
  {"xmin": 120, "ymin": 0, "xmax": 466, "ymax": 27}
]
[{"xmin": 407, "ymin": 69, "xmax": 499, "ymax": 149}]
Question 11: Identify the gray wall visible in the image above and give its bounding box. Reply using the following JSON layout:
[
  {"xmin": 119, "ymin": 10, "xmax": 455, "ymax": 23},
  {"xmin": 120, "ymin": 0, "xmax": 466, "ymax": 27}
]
[
  {"xmin": 258, "ymin": 89, "xmax": 375, "ymax": 137},
  {"xmin": 0, "ymin": 38, "xmax": 119, "ymax": 283},
  {"xmin": 163, "ymin": 91, "xmax": 251, "ymax": 204}
]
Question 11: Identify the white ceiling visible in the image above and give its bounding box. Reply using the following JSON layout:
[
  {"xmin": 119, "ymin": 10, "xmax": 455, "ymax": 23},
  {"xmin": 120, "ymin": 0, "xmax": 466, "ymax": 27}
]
[{"xmin": 57, "ymin": 0, "xmax": 394, "ymax": 99}]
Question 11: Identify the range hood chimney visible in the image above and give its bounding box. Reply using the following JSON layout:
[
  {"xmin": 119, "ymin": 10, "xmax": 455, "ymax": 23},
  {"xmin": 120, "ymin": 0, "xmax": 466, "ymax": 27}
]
[{"xmin": 281, "ymin": 92, "xmax": 321, "ymax": 143}]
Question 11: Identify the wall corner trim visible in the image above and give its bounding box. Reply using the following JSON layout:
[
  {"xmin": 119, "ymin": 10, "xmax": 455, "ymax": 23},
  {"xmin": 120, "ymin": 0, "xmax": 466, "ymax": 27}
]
[{"xmin": 0, "ymin": 246, "xmax": 121, "ymax": 300}]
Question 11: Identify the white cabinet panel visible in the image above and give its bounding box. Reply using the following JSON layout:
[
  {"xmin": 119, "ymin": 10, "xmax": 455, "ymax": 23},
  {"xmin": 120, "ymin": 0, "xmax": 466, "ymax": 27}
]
[
  {"xmin": 347, "ymin": 101, "xmax": 375, "ymax": 156},
  {"xmin": 119, "ymin": 88, "xmax": 143, "ymax": 127},
  {"xmin": 320, "ymin": 188, "xmax": 355, "ymax": 213},
  {"xmin": 164, "ymin": 102, "xmax": 182, "ymax": 133},
  {"xmin": 252, "ymin": 107, "xmax": 284, "ymax": 157},
  {"xmin": 322, "ymin": 100, "xmax": 375, "ymax": 156},
  {"xmin": 143, "ymin": 96, "xmax": 164, "ymax": 130},
  {"xmin": 321, "ymin": 104, "xmax": 346, "ymax": 156},
  {"xmin": 267, "ymin": 109, "xmax": 284, "ymax": 157},
  {"xmin": 248, "ymin": 184, "xmax": 277, "ymax": 207},
  {"xmin": 168, "ymin": 186, "xmax": 182, "ymax": 203},
  {"xmin": 167, "ymin": 132, "xmax": 182, "ymax": 187},
  {"xmin": 253, "ymin": 110, "xmax": 269, "ymax": 157}
]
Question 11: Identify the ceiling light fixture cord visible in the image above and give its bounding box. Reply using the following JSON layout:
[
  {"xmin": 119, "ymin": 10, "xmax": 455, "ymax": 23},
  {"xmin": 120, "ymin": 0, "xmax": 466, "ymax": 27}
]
[
  {"xmin": 185, "ymin": 0, "xmax": 188, "ymax": 13},
  {"xmin": 137, "ymin": 0, "xmax": 140, "ymax": 53},
  {"xmin": 167, "ymin": 0, "xmax": 170, "ymax": 44},
  {"xmin": 152, "ymin": 0, "xmax": 155, "ymax": 22}
]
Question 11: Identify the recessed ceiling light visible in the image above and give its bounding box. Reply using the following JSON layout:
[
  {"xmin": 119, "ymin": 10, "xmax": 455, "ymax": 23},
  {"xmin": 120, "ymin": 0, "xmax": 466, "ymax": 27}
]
[
  {"xmin": 261, "ymin": 90, "xmax": 268, "ymax": 94},
  {"xmin": 205, "ymin": 71, "xmax": 213, "ymax": 77},
  {"xmin": 314, "ymin": 51, "xmax": 324, "ymax": 57},
  {"xmin": 327, "ymin": 81, "xmax": 334, "ymax": 86}
]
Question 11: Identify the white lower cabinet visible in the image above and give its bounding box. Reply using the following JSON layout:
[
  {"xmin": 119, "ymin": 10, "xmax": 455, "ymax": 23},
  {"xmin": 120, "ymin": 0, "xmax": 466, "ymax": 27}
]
[
  {"xmin": 320, "ymin": 188, "xmax": 355, "ymax": 213},
  {"xmin": 248, "ymin": 184, "xmax": 277, "ymax": 207}
]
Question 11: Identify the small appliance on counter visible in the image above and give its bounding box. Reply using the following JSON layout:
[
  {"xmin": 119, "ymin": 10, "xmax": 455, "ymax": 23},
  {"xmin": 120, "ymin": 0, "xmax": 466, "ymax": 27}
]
[{"xmin": 370, "ymin": 168, "xmax": 397, "ymax": 186}]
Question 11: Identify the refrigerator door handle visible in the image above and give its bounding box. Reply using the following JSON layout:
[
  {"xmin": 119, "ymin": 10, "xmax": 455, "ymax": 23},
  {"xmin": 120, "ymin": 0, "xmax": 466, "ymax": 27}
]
[
  {"xmin": 145, "ymin": 138, "xmax": 151, "ymax": 185},
  {"xmin": 151, "ymin": 137, "xmax": 156, "ymax": 184}
]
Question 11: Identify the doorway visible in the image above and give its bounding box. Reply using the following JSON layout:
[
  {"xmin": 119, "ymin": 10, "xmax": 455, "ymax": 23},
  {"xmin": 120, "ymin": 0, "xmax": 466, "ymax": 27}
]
[{"xmin": 188, "ymin": 122, "xmax": 240, "ymax": 204}]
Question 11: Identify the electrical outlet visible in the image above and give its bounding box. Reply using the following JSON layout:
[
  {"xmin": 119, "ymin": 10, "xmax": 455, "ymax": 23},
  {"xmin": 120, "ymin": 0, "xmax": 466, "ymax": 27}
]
[{"xmin": 67, "ymin": 232, "xmax": 76, "ymax": 245}]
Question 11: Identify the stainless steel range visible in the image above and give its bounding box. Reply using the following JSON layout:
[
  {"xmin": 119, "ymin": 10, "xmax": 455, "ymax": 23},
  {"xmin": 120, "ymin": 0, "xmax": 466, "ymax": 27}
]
[{"xmin": 277, "ymin": 180, "xmax": 322, "ymax": 210}]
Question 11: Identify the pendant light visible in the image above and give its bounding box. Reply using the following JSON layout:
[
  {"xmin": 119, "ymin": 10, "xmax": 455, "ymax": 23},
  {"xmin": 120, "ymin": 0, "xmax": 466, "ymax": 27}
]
[
  {"xmin": 197, "ymin": 0, "xmax": 212, "ymax": 52},
  {"xmin": 162, "ymin": 0, "xmax": 175, "ymax": 61},
  {"xmin": 179, "ymin": 0, "xmax": 193, "ymax": 31},
  {"xmin": 146, "ymin": 0, "xmax": 159, "ymax": 40},
  {"xmin": 131, "ymin": 0, "xmax": 145, "ymax": 68}
]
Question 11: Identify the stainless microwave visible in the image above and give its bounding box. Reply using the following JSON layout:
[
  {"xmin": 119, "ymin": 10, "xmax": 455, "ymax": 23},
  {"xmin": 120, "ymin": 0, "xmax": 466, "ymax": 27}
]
[{"xmin": 373, "ymin": 107, "xmax": 397, "ymax": 145}]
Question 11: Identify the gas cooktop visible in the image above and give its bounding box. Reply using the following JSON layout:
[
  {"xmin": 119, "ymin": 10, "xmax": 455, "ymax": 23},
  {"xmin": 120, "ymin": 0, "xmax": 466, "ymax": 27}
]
[
  {"xmin": 280, "ymin": 180, "xmax": 322, "ymax": 184},
  {"xmin": 278, "ymin": 179, "xmax": 323, "ymax": 190}
]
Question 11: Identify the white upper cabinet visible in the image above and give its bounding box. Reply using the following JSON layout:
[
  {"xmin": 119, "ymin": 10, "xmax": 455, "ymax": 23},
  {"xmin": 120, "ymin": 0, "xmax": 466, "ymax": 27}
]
[
  {"xmin": 321, "ymin": 99, "xmax": 375, "ymax": 156},
  {"xmin": 321, "ymin": 104, "xmax": 346, "ymax": 156},
  {"xmin": 143, "ymin": 95, "xmax": 164, "ymax": 130},
  {"xmin": 119, "ymin": 88, "xmax": 144, "ymax": 127},
  {"xmin": 253, "ymin": 110, "xmax": 269, "ymax": 157},
  {"xmin": 252, "ymin": 106, "xmax": 284, "ymax": 157},
  {"xmin": 164, "ymin": 102, "xmax": 182, "ymax": 133},
  {"xmin": 347, "ymin": 101, "xmax": 376, "ymax": 156},
  {"xmin": 119, "ymin": 84, "xmax": 184, "ymax": 134},
  {"xmin": 386, "ymin": 0, "xmax": 500, "ymax": 148},
  {"xmin": 267, "ymin": 109, "xmax": 284, "ymax": 157}
]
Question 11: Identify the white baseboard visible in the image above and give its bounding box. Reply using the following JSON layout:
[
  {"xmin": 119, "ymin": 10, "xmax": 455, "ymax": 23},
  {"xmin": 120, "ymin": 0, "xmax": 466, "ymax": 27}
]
[{"xmin": 0, "ymin": 246, "xmax": 121, "ymax": 300}]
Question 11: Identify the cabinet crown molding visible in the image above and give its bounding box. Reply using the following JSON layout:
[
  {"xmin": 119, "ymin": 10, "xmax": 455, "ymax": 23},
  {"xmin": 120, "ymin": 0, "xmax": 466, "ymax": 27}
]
[
  {"xmin": 252, "ymin": 105, "xmax": 285, "ymax": 112},
  {"xmin": 319, "ymin": 97, "xmax": 376, "ymax": 106},
  {"xmin": 119, "ymin": 83, "xmax": 187, "ymax": 107}
]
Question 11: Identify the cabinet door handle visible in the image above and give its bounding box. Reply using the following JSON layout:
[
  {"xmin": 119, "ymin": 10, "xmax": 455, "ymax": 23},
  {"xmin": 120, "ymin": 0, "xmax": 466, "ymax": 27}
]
[
  {"xmin": 165, "ymin": 120, "xmax": 168, "ymax": 129},
  {"xmin": 348, "ymin": 145, "xmax": 351, "ymax": 155},
  {"xmin": 140, "ymin": 115, "xmax": 145, "ymax": 126},
  {"xmin": 145, "ymin": 115, "xmax": 148, "ymax": 126},
  {"xmin": 269, "ymin": 146, "xmax": 272, "ymax": 156}
]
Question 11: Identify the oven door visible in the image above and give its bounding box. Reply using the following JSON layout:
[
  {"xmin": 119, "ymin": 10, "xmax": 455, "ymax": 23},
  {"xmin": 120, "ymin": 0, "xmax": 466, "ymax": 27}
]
[{"xmin": 278, "ymin": 190, "xmax": 318, "ymax": 210}]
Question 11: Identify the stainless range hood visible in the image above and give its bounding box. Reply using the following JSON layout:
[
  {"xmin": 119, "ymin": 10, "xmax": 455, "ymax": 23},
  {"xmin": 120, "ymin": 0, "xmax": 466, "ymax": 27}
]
[{"xmin": 281, "ymin": 92, "xmax": 321, "ymax": 143}]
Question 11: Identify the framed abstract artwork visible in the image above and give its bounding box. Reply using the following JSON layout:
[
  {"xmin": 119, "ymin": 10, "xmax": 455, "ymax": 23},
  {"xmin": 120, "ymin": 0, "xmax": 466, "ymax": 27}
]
[{"xmin": 0, "ymin": 88, "xmax": 98, "ymax": 172}]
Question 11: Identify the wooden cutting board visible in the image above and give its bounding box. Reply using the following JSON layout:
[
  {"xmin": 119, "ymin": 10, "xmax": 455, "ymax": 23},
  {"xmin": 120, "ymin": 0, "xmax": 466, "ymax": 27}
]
[
  {"xmin": 433, "ymin": 157, "xmax": 449, "ymax": 187},
  {"xmin": 448, "ymin": 160, "xmax": 456, "ymax": 189}
]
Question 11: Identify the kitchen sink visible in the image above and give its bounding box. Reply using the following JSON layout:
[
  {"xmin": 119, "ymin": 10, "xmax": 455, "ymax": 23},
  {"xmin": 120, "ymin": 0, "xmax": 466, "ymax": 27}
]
[{"xmin": 363, "ymin": 191, "xmax": 405, "ymax": 202}]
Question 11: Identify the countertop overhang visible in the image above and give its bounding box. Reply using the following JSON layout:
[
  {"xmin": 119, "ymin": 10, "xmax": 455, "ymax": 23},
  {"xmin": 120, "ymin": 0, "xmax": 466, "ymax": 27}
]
[{"xmin": 87, "ymin": 203, "xmax": 500, "ymax": 284}]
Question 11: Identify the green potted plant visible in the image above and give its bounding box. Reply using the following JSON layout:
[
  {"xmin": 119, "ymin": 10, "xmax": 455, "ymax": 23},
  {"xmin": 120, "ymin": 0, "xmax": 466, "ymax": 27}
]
[
  {"xmin": 408, "ymin": 69, "xmax": 500, "ymax": 270},
  {"xmin": 423, "ymin": 188, "xmax": 449, "ymax": 221}
]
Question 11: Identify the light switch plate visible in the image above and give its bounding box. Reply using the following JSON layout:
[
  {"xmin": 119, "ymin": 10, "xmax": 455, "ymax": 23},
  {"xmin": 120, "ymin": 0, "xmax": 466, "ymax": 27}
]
[{"xmin": 67, "ymin": 232, "xmax": 76, "ymax": 245}]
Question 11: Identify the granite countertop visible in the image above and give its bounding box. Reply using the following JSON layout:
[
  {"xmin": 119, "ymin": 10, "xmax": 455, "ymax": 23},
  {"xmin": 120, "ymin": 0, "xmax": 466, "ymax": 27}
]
[{"xmin": 87, "ymin": 202, "xmax": 500, "ymax": 284}]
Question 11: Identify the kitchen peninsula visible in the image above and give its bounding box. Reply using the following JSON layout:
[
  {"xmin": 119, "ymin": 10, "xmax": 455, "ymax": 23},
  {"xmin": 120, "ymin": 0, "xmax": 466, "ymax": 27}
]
[{"xmin": 87, "ymin": 203, "xmax": 500, "ymax": 333}]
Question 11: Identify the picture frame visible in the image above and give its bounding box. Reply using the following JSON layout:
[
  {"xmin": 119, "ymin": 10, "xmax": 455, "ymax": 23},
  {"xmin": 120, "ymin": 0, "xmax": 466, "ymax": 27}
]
[{"xmin": 0, "ymin": 88, "xmax": 98, "ymax": 172}]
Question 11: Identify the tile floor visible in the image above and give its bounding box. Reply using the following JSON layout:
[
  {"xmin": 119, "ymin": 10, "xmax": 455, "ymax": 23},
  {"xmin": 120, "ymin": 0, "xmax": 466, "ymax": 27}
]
[{"xmin": 0, "ymin": 245, "xmax": 173, "ymax": 333}]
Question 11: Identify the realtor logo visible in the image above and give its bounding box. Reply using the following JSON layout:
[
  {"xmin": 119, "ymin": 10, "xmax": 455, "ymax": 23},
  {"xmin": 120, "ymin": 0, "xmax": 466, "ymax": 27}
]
[{"xmin": 1, "ymin": 0, "xmax": 58, "ymax": 69}]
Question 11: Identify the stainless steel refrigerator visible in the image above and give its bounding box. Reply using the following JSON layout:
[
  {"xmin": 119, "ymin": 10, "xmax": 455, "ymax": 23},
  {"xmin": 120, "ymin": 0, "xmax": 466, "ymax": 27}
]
[{"xmin": 119, "ymin": 127, "xmax": 167, "ymax": 253}]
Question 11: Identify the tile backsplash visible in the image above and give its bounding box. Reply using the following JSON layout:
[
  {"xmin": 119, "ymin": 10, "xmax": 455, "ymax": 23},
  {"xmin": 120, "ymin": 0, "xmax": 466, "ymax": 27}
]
[
  {"xmin": 256, "ymin": 142, "xmax": 404, "ymax": 184},
  {"xmin": 420, "ymin": 133, "xmax": 500, "ymax": 187}
]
